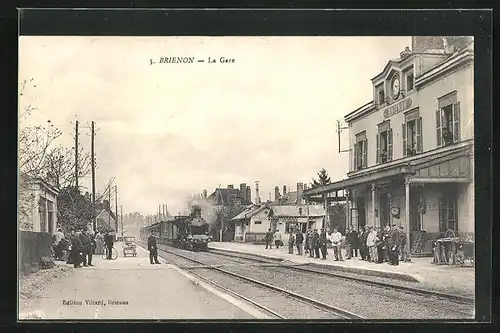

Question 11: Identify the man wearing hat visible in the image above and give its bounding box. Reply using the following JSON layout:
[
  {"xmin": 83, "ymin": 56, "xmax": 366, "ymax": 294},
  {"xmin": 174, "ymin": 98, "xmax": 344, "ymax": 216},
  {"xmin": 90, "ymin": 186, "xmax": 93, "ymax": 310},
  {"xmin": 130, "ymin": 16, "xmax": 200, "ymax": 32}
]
[{"xmin": 387, "ymin": 224, "xmax": 401, "ymax": 265}]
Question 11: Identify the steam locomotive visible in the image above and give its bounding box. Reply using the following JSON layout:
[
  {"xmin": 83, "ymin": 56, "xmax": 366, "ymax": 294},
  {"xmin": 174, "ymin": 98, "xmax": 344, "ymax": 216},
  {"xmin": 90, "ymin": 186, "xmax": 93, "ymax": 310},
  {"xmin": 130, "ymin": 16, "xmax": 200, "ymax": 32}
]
[{"xmin": 140, "ymin": 205, "xmax": 212, "ymax": 251}]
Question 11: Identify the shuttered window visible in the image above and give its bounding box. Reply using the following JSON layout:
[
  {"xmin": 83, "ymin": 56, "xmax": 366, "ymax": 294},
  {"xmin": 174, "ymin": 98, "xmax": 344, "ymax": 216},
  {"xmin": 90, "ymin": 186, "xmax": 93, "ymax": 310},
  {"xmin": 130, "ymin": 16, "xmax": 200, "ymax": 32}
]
[
  {"xmin": 387, "ymin": 128, "xmax": 393, "ymax": 161},
  {"xmin": 416, "ymin": 117, "xmax": 423, "ymax": 153},
  {"xmin": 362, "ymin": 139, "xmax": 368, "ymax": 168},
  {"xmin": 453, "ymin": 102, "xmax": 461, "ymax": 142},
  {"xmin": 402, "ymin": 123, "xmax": 407, "ymax": 157},
  {"xmin": 376, "ymin": 134, "xmax": 380, "ymax": 164},
  {"xmin": 436, "ymin": 109, "xmax": 442, "ymax": 146},
  {"xmin": 353, "ymin": 143, "xmax": 358, "ymax": 171}
]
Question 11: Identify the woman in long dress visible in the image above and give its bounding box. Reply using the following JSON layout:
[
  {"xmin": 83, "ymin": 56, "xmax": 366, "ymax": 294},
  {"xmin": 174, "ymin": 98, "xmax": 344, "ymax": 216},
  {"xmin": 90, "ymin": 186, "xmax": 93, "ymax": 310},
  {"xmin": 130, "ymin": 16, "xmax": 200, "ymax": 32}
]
[{"xmin": 95, "ymin": 231, "xmax": 105, "ymax": 255}]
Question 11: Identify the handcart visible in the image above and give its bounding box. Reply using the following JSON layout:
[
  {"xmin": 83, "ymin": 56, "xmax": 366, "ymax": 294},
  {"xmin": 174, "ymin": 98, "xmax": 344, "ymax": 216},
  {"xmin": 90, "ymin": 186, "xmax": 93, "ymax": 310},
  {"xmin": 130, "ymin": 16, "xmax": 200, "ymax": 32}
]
[{"xmin": 123, "ymin": 236, "xmax": 137, "ymax": 257}]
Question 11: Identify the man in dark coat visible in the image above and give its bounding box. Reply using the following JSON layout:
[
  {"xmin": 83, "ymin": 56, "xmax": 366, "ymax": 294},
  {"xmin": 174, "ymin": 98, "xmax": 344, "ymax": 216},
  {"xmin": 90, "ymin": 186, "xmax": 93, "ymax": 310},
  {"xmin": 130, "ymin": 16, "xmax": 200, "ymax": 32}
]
[
  {"xmin": 399, "ymin": 226, "xmax": 408, "ymax": 262},
  {"xmin": 295, "ymin": 229, "xmax": 304, "ymax": 255},
  {"xmin": 79, "ymin": 228, "xmax": 94, "ymax": 266},
  {"xmin": 104, "ymin": 230, "xmax": 114, "ymax": 260},
  {"xmin": 312, "ymin": 229, "xmax": 320, "ymax": 259},
  {"xmin": 319, "ymin": 229, "xmax": 328, "ymax": 260},
  {"xmin": 360, "ymin": 226, "xmax": 370, "ymax": 261},
  {"xmin": 345, "ymin": 228, "xmax": 356, "ymax": 259},
  {"xmin": 376, "ymin": 227, "xmax": 385, "ymax": 263},
  {"xmin": 147, "ymin": 231, "xmax": 160, "ymax": 264},
  {"xmin": 387, "ymin": 224, "xmax": 401, "ymax": 265},
  {"xmin": 265, "ymin": 229, "xmax": 273, "ymax": 249},
  {"xmin": 68, "ymin": 229, "xmax": 84, "ymax": 268}
]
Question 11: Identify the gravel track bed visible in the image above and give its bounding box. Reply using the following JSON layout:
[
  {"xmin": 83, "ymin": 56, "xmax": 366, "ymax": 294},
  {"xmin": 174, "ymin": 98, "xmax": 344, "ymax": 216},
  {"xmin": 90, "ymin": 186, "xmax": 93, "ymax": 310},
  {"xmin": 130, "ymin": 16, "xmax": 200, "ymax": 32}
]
[
  {"xmin": 220, "ymin": 265, "xmax": 474, "ymax": 319},
  {"xmin": 191, "ymin": 267, "xmax": 343, "ymax": 319},
  {"xmin": 298, "ymin": 264, "xmax": 475, "ymax": 299},
  {"xmin": 209, "ymin": 250, "xmax": 475, "ymax": 299}
]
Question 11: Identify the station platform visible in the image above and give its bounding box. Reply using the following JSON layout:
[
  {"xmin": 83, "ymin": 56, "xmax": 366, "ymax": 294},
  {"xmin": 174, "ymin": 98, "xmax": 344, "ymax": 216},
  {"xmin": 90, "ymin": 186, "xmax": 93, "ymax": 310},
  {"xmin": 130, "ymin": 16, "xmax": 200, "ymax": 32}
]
[
  {"xmin": 208, "ymin": 241, "xmax": 475, "ymax": 297},
  {"xmin": 19, "ymin": 242, "xmax": 257, "ymax": 320}
]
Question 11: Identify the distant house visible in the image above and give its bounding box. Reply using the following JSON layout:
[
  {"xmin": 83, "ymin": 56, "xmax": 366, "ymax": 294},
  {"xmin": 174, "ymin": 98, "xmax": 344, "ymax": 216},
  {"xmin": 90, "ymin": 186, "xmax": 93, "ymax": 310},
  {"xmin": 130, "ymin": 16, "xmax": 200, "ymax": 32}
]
[
  {"xmin": 207, "ymin": 185, "xmax": 253, "ymax": 241},
  {"xmin": 90, "ymin": 200, "xmax": 118, "ymax": 237},
  {"xmin": 18, "ymin": 176, "xmax": 59, "ymax": 233}
]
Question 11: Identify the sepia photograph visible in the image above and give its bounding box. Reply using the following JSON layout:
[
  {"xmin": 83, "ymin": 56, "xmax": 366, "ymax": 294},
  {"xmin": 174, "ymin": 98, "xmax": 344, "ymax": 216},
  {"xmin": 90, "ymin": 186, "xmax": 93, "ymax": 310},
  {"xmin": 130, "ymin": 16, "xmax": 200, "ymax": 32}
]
[{"xmin": 18, "ymin": 34, "xmax": 476, "ymax": 321}]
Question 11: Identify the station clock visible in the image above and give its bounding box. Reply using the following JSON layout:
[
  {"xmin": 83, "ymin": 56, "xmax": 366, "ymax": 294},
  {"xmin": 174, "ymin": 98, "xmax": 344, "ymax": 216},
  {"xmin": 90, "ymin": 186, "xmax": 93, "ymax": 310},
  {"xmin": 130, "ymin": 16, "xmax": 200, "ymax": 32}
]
[{"xmin": 391, "ymin": 74, "xmax": 401, "ymax": 99}]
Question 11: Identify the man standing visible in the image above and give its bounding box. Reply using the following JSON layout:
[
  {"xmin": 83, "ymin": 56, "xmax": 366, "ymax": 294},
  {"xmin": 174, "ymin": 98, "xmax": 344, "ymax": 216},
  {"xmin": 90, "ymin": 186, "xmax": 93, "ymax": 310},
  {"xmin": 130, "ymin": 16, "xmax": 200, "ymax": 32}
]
[
  {"xmin": 376, "ymin": 227, "xmax": 385, "ymax": 264},
  {"xmin": 52, "ymin": 228, "xmax": 65, "ymax": 260},
  {"xmin": 306, "ymin": 229, "xmax": 314, "ymax": 257},
  {"xmin": 147, "ymin": 231, "xmax": 160, "ymax": 264},
  {"xmin": 104, "ymin": 230, "xmax": 114, "ymax": 260},
  {"xmin": 388, "ymin": 224, "xmax": 401, "ymax": 265},
  {"xmin": 79, "ymin": 228, "xmax": 94, "ymax": 266},
  {"xmin": 383, "ymin": 225, "xmax": 391, "ymax": 262},
  {"xmin": 319, "ymin": 229, "xmax": 328, "ymax": 260},
  {"xmin": 295, "ymin": 229, "xmax": 304, "ymax": 255},
  {"xmin": 399, "ymin": 226, "xmax": 408, "ymax": 262},
  {"xmin": 288, "ymin": 230, "xmax": 295, "ymax": 254},
  {"xmin": 360, "ymin": 226, "xmax": 370, "ymax": 261},
  {"xmin": 330, "ymin": 227, "xmax": 343, "ymax": 261},
  {"xmin": 312, "ymin": 229, "xmax": 320, "ymax": 259},
  {"xmin": 265, "ymin": 229, "xmax": 273, "ymax": 249},
  {"xmin": 366, "ymin": 226, "xmax": 378, "ymax": 263},
  {"xmin": 69, "ymin": 229, "xmax": 84, "ymax": 268},
  {"xmin": 344, "ymin": 228, "xmax": 353, "ymax": 259},
  {"xmin": 274, "ymin": 229, "xmax": 282, "ymax": 249}
]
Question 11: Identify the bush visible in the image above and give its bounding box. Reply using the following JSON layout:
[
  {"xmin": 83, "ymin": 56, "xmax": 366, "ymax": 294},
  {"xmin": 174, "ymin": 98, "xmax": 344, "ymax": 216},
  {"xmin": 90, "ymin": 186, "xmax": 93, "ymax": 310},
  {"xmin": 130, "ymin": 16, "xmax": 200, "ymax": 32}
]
[{"xmin": 39, "ymin": 256, "xmax": 55, "ymax": 270}]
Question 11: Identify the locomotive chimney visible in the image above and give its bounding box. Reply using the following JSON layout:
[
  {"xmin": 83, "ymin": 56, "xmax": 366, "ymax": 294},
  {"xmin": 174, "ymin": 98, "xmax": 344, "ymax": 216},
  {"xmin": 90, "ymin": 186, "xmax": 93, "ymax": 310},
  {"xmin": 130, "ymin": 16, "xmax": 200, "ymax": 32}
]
[{"xmin": 255, "ymin": 181, "xmax": 260, "ymax": 204}]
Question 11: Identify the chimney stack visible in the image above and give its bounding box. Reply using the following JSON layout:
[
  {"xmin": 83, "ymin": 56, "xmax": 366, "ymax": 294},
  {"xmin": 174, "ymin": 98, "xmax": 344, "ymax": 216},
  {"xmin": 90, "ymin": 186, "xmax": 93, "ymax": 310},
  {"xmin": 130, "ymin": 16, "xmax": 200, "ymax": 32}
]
[
  {"xmin": 240, "ymin": 183, "xmax": 247, "ymax": 200},
  {"xmin": 274, "ymin": 186, "xmax": 280, "ymax": 201},
  {"xmin": 296, "ymin": 182, "xmax": 304, "ymax": 205},
  {"xmin": 246, "ymin": 186, "xmax": 251, "ymax": 203},
  {"xmin": 227, "ymin": 184, "xmax": 234, "ymax": 189},
  {"xmin": 255, "ymin": 181, "xmax": 260, "ymax": 204},
  {"xmin": 203, "ymin": 189, "xmax": 207, "ymax": 199},
  {"xmin": 283, "ymin": 185, "xmax": 287, "ymax": 196}
]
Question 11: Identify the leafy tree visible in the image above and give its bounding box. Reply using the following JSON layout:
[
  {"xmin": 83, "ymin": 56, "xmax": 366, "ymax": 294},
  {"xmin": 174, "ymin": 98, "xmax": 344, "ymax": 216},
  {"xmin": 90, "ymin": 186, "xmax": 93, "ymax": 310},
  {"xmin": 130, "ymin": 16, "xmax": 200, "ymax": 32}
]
[
  {"xmin": 57, "ymin": 186, "xmax": 96, "ymax": 234},
  {"xmin": 311, "ymin": 168, "xmax": 331, "ymax": 188},
  {"xmin": 43, "ymin": 145, "xmax": 91, "ymax": 189}
]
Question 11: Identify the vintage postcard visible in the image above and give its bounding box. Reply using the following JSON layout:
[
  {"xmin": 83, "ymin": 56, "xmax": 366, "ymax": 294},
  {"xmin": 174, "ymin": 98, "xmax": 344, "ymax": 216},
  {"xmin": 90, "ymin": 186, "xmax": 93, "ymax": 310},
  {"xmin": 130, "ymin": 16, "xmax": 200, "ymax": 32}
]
[{"xmin": 18, "ymin": 35, "xmax": 476, "ymax": 321}]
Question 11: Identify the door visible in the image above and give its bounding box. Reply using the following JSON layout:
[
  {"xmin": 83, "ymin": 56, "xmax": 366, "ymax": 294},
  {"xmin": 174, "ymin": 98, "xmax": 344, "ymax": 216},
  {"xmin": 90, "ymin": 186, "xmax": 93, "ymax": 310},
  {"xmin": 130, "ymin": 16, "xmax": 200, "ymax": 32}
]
[
  {"xmin": 379, "ymin": 193, "xmax": 390, "ymax": 228},
  {"xmin": 409, "ymin": 188, "xmax": 422, "ymax": 245},
  {"xmin": 356, "ymin": 197, "xmax": 366, "ymax": 228}
]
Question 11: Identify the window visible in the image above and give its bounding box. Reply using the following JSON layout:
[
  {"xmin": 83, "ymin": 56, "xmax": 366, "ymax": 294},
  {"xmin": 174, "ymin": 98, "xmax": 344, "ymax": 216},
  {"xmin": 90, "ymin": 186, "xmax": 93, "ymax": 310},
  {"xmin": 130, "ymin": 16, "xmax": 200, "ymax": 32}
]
[
  {"xmin": 47, "ymin": 200, "xmax": 54, "ymax": 233},
  {"xmin": 403, "ymin": 109, "xmax": 422, "ymax": 156},
  {"xmin": 375, "ymin": 83, "xmax": 385, "ymax": 105},
  {"xmin": 254, "ymin": 220, "xmax": 262, "ymax": 225},
  {"xmin": 376, "ymin": 122, "xmax": 393, "ymax": 164},
  {"xmin": 437, "ymin": 92, "xmax": 460, "ymax": 147},
  {"xmin": 353, "ymin": 133, "xmax": 368, "ymax": 170},
  {"xmin": 404, "ymin": 66, "xmax": 414, "ymax": 92},
  {"xmin": 39, "ymin": 197, "xmax": 47, "ymax": 232},
  {"xmin": 439, "ymin": 191, "xmax": 458, "ymax": 232}
]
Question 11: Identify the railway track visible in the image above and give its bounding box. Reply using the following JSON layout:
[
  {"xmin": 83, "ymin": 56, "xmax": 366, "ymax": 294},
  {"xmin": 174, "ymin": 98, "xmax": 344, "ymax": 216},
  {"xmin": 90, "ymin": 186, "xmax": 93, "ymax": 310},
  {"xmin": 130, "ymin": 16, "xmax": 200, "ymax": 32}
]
[
  {"xmin": 139, "ymin": 241, "xmax": 473, "ymax": 319},
  {"xmin": 148, "ymin": 243, "xmax": 364, "ymax": 320},
  {"xmin": 207, "ymin": 248, "xmax": 475, "ymax": 305}
]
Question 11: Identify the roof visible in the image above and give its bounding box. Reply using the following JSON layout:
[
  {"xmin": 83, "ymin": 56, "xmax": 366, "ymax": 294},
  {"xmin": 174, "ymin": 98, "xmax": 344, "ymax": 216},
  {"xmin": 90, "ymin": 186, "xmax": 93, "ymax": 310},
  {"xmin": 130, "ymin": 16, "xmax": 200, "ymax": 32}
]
[
  {"xmin": 275, "ymin": 191, "xmax": 298, "ymax": 205},
  {"xmin": 231, "ymin": 204, "xmax": 269, "ymax": 220},
  {"xmin": 208, "ymin": 188, "xmax": 252, "ymax": 206},
  {"xmin": 269, "ymin": 205, "xmax": 325, "ymax": 217}
]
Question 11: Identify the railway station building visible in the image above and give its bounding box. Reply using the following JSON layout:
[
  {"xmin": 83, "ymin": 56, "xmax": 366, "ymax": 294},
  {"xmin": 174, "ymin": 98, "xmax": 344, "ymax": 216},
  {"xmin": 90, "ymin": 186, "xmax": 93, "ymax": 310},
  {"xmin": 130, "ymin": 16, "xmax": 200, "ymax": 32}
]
[{"xmin": 304, "ymin": 37, "xmax": 474, "ymax": 255}]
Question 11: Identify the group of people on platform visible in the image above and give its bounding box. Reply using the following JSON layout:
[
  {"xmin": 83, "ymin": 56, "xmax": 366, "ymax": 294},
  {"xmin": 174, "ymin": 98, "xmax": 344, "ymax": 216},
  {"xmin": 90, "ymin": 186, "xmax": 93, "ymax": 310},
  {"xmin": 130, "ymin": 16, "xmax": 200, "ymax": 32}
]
[
  {"xmin": 51, "ymin": 227, "xmax": 116, "ymax": 268},
  {"xmin": 264, "ymin": 224, "xmax": 407, "ymax": 266}
]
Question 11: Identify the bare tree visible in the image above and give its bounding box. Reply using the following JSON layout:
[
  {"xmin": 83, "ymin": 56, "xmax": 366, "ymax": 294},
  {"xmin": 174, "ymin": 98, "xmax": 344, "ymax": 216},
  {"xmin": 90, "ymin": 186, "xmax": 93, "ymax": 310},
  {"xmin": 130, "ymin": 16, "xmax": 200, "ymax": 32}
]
[{"xmin": 43, "ymin": 145, "xmax": 91, "ymax": 189}]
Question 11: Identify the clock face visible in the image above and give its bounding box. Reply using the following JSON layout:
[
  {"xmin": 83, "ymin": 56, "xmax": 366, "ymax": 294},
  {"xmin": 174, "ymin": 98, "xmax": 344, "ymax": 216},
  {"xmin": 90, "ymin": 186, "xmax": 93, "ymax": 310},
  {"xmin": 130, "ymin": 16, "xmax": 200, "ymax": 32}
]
[
  {"xmin": 392, "ymin": 76, "xmax": 400, "ymax": 99},
  {"xmin": 390, "ymin": 207, "xmax": 400, "ymax": 216}
]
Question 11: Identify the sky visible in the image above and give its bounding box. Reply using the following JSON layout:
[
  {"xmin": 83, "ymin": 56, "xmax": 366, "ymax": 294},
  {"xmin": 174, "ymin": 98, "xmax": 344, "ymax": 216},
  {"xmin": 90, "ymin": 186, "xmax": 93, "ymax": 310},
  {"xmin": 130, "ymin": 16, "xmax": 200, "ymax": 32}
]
[{"xmin": 19, "ymin": 36, "xmax": 411, "ymax": 215}]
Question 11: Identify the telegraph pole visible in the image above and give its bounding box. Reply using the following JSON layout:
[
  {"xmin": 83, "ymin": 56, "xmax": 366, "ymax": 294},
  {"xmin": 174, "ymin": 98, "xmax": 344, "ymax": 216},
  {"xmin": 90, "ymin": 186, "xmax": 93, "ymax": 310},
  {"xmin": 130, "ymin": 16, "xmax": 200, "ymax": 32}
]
[
  {"xmin": 108, "ymin": 188, "xmax": 111, "ymax": 229},
  {"xmin": 75, "ymin": 120, "xmax": 79, "ymax": 189},
  {"xmin": 91, "ymin": 121, "xmax": 96, "ymax": 231},
  {"xmin": 115, "ymin": 185, "xmax": 118, "ymax": 239},
  {"xmin": 158, "ymin": 204, "xmax": 161, "ymax": 221},
  {"xmin": 120, "ymin": 205, "xmax": 123, "ymax": 240}
]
